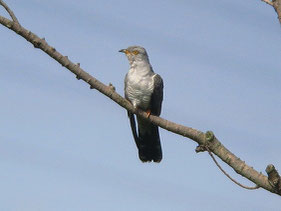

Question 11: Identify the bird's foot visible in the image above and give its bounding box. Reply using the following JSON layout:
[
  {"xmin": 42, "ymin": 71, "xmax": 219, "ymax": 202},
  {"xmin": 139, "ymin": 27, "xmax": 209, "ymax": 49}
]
[{"xmin": 146, "ymin": 110, "xmax": 151, "ymax": 118}]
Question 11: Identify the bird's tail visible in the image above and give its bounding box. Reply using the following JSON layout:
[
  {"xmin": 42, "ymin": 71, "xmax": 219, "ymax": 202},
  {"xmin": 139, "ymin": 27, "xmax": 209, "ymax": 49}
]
[
  {"xmin": 136, "ymin": 116, "xmax": 162, "ymax": 163},
  {"xmin": 138, "ymin": 124, "xmax": 162, "ymax": 162},
  {"xmin": 128, "ymin": 113, "xmax": 162, "ymax": 162}
]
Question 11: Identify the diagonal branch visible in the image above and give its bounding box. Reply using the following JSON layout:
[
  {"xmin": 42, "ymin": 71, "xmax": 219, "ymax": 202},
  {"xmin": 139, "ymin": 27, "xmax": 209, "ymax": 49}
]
[
  {"xmin": 0, "ymin": 5, "xmax": 280, "ymax": 196},
  {"xmin": 0, "ymin": 0, "xmax": 19, "ymax": 24}
]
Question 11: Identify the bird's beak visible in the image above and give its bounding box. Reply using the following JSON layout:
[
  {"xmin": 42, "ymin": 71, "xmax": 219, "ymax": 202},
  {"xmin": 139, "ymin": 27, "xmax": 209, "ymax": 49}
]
[{"xmin": 119, "ymin": 49, "xmax": 128, "ymax": 54}]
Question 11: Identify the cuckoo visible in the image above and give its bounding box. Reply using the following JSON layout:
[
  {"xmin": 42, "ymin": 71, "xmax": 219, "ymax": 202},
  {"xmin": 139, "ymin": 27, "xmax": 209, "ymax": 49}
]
[{"xmin": 119, "ymin": 46, "xmax": 164, "ymax": 162}]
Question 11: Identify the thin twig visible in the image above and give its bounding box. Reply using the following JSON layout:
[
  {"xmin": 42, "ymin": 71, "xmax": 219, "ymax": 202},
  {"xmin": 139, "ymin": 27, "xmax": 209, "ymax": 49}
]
[
  {"xmin": 206, "ymin": 146, "xmax": 259, "ymax": 190},
  {"xmin": 0, "ymin": 0, "xmax": 19, "ymax": 24},
  {"xmin": 261, "ymin": 0, "xmax": 274, "ymax": 6}
]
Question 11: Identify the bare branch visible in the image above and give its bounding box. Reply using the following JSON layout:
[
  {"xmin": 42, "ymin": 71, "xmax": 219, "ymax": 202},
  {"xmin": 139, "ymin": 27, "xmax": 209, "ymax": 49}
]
[
  {"xmin": 0, "ymin": 0, "xmax": 19, "ymax": 24},
  {"xmin": 0, "ymin": 4, "xmax": 279, "ymax": 195}
]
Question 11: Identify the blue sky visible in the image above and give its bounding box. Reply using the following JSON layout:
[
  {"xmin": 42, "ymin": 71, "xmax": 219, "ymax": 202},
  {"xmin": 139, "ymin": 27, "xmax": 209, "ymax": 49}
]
[{"xmin": 0, "ymin": 0, "xmax": 281, "ymax": 210}]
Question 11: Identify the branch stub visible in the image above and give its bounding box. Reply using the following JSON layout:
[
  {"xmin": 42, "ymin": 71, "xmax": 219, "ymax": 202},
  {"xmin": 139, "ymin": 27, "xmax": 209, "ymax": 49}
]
[
  {"xmin": 205, "ymin": 131, "xmax": 215, "ymax": 142},
  {"xmin": 266, "ymin": 164, "xmax": 281, "ymax": 192}
]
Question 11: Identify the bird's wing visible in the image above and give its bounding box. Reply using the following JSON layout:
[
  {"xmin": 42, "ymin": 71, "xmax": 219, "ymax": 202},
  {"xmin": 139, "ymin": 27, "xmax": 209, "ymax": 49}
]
[{"xmin": 150, "ymin": 74, "xmax": 164, "ymax": 116}]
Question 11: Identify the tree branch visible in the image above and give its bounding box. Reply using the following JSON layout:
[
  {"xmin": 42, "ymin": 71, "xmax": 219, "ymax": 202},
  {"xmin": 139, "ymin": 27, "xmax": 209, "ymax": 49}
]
[
  {"xmin": 0, "ymin": 0, "xmax": 19, "ymax": 24},
  {"xmin": 0, "ymin": 3, "xmax": 280, "ymax": 196}
]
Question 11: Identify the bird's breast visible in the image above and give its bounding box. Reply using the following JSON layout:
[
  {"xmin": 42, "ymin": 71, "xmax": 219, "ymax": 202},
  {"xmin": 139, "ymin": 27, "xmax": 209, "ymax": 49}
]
[{"xmin": 125, "ymin": 70, "xmax": 154, "ymax": 110}]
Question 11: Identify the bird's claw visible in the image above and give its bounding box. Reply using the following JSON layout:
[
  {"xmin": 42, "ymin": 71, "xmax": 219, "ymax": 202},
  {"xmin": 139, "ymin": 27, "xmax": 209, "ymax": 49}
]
[{"xmin": 146, "ymin": 110, "xmax": 151, "ymax": 118}]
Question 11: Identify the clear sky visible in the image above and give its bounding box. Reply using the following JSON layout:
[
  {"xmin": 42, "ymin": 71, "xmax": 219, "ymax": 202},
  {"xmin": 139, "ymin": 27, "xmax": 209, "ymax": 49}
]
[{"xmin": 0, "ymin": 0, "xmax": 281, "ymax": 210}]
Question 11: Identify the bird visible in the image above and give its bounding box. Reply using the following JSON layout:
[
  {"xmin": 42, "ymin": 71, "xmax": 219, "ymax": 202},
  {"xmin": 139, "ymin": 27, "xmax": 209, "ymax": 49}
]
[{"xmin": 119, "ymin": 46, "xmax": 164, "ymax": 162}]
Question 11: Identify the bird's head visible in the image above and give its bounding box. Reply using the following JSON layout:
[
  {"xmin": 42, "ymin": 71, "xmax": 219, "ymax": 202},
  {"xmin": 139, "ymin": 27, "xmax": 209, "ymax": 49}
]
[{"xmin": 119, "ymin": 46, "xmax": 149, "ymax": 65}]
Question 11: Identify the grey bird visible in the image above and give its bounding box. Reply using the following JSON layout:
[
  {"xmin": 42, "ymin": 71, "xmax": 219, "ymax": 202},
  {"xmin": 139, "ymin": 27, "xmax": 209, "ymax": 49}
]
[{"xmin": 119, "ymin": 46, "xmax": 163, "ymax": 162}]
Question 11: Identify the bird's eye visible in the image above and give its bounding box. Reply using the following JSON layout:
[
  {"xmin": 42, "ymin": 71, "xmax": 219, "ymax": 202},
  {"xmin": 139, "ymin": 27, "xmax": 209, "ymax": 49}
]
[{"xmin": 132, "ymin": 50, "xmax": 139, "ymax": 55}]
